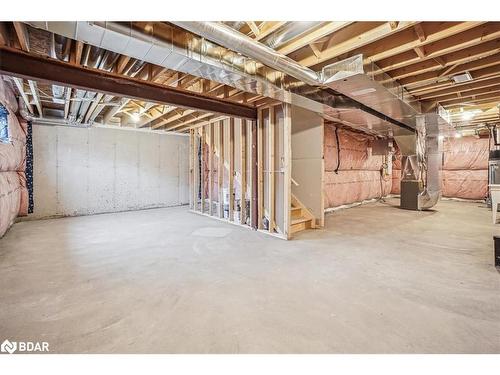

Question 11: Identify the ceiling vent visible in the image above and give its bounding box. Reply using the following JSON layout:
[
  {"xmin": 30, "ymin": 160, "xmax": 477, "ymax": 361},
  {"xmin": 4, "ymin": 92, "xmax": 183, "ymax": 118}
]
[{"xmin": 451, "ymin": 72, "xmax": 473, "ymax": 84}]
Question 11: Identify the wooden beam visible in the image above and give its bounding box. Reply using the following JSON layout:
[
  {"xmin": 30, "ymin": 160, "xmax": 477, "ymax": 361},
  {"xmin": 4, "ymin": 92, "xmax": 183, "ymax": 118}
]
[
  {"xmin": 418, "ymin": 77, "xmax": 500, "ymax": 100},
  {"xmin": 283, "ymin": 104, "xmax": 292, "ymax": 239},
  {"xmin": 28, "ymin": 80, "xmax": 42, "ymax": 117},
  {"xmin": 389, "ymin": 22, "xmax": 399, "ymax": 30},
  {"xmin": 0, "ymin": 47, "xmax": 257, "ymax": 120},
  {"xmin": 200, "ymin": 126, "xmax": 206, "ymax": 214},
  {"xmin": 218, "ymin": 121, "xmax": 224, "ymax": 218},
  {"xmin": 298, "ymin": 21, "xmax": 418, "ymax": 67},
  {"xmin": 251, "ymin": 120, "xmax": 258, "ymax": 230},
  {"xmin": 0, "ymin": 22, "xmax": 9, "ymax": 46},
  {"xmin": 228, "ymin": 118, "xmax": 235, "ymax": 222},
  {"xmin": 189, "ymin": 129, "xmax": 195, "ymax": 210},
  {"xmin": 414, "ymin": 46, "xmax": 426, "ymax": 59},
  {"xmin": 373, "ymin": 22, "xmax": 496, "ymax": 72},
  {"xmin": 414, "ymin": 23, "xmax": 426, "ymax": 42},
  {"xmin": 240, "ymin": 119, "xmax": 247, "ymax": 225},
  {"xmin": 257, "ymin": 109, "xmax": 264, "ymax": 229},
  {"xmin": 276, "ymin": 22, "xmax": 353, "ymax": 56},
  {"xmin": 209, "ymin": 122, "xmax": 214, "ymax": 216},
  {"xmin": 255, "ymin": 22, "xmax": 287, "ymax": 41},
  {"xmin": 309, "ymin": 43, "xmax": 322, "ymax": 59},
  {"xmin": 12, "ymin": 22, "xmax": 29, "ymax": 51},
  {"xmin": 268, "ymin": 106, "xmax": 275, "ymax": 233},
  {"xmin": 246, "ymin": 22, "xmax": 260, "ymax": 37},
  {"xmin": 12, "ymin": 78, "xmax": 33, "ymax": 115},
  {"xmin": 63, "ymin": 88, "xmax": 72, "ymax": 119},
  {"xmin": 401, "ymin": 61, "xmax": 500, "ymax": 89},
  {"xmin": 167, "ymin": 112, "xmax": 214, "ymax": 132}
]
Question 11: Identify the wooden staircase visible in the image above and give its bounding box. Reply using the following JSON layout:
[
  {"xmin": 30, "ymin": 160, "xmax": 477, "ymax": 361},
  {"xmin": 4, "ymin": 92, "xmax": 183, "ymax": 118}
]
[{"xmin": 290, "ymin": 194, "xmax": 316, "ymax": 236}]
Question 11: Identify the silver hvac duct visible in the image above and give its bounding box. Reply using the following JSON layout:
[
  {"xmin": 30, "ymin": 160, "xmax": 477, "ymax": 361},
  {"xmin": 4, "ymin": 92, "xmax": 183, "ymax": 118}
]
[
  {"xmin": 261, "ymin": 22, "xmax": 322, "ymax": 49},
  {"xmin": 172, "ymin": 21, "xmax": 321, "ymax": 86},
  {"xmin": 76, "ymin": 49, "xmax": 120, "ymax": 122},
  {"xmin": 68, "ymin": 45, "xmax": 105, "ymax": 122},
  {"xmin": 50, "ymin": 34, "xmax": 71, "ymax": 104},
  {"xmin": 223, "ymin": 21, "xmax": 246, "ymax": 30}
]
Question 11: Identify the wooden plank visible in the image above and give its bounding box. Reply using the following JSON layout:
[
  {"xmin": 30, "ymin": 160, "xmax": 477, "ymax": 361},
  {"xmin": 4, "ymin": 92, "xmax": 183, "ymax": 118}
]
[
  {"xmin": 189, "ymin": 129, "xmax": 195, "ymax": 210},
  {"xmin": 0, "ymin": 22, "xmax": 10, "ymax": 46},
  {"xmin": 283, "ymin": 104, "xmax": 292, "ymax": 239},
  {"xmin": 251, "ymin": 120, "xmax": 258, "ymax": 230},
  {"xmin": 257, "ymin": 109, "xmax": 264, "ymax": 229},
  {"xmin": 298, "ymin": 21, "xmax": 418, "ymax": 67},
  {"xmin": 12, "ymin": 78, "xmax": 34, "ymax": 115},
  {"xmin": 13, "ymin": 22, "xmax": 29, "ymax": 51},
  {"xmin": 240, "ymin": 119, "xmax": 247, "ymax": 225},
  {"xmin": 228, "ymin": 118, "xmax": 235, "ymax": 222},
  {"xmin": 209, "ymin": 122, "xmax": 215, "ymax": 216},
  {"xmin": 268, "ymin": 106, "xmax": 275, "ymax": 233},
  {"xmin": 28, "ymin": 80, "xmax": 43, "ymax": 118},
  {"xmin": 200, "ymin": 126, "xmax": 206, "ymax": 214},
  {"xmin": 193, "ymin": 129, "xmax": 200, "ymax": 211},
  {"xmin": 276, "ymin": 22, "xmax": 353, "ymax": 56},
  {"xmin": 218, "ymin": 121, "xmax": 224, "ymax": 218}
]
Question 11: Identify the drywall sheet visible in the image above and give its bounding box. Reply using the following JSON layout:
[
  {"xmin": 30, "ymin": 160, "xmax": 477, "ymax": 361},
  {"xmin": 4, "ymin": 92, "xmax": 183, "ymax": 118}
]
[
  {"xmin": 291, "ymin": 105, "xmax": 324, "ymax": 223},
  {"xmin": 31, "ymin": 125, "xmax": 189, "ymax": 219}
]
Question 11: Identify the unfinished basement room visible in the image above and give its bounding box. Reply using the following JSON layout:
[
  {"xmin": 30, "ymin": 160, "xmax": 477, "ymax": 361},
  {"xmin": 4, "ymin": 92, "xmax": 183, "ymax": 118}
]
[{"xmin": 0, "ymin": 8, "xmax": 499, "ymax": 362}]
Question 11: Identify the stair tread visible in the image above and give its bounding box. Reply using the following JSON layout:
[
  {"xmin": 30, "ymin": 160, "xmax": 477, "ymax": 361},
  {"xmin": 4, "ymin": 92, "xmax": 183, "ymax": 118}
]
[{"xmin": 291, "ymin": 217, "xmax": 311, "ymax": 225}]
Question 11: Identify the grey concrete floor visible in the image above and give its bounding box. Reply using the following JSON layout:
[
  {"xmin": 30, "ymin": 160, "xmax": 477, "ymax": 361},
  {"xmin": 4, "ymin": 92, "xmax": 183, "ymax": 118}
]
[{"xmin": 0, "ymin": 198, "xmax": 499, "ymax": 353}]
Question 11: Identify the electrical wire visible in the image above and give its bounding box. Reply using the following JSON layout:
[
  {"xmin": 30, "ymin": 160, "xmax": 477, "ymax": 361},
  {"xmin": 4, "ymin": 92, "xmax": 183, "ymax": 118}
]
[{"xmin": 334, "ymin": 126, "xmax": 340, "ymax": 174}]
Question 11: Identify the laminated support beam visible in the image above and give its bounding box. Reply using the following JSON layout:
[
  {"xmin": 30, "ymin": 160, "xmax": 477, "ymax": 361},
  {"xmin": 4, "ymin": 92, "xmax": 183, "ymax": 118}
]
[{"xmin": 0, "ymin": 46, "xmax": 257, "ymax": 120}]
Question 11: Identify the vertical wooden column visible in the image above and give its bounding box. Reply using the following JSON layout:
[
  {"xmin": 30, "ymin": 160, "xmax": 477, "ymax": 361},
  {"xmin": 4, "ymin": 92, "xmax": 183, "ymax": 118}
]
[
  {"xmin": 268, "ymin": 106, "xmax": 275, "ymax": 233},
  {"xmin": 228, "ymin": 118, "xmax": 235, "ymax": 221},
  {"xmin": 200, "ymin": 126, "xmax": 206, "ymax": 214},
  {"xmin": 209, "ymin": 122, "xmax": 214, "ymax": 216},
  {"xmin": 250, "ymin": 120, "xmax": 258, "ymax": 230},
  {"xmin": 240, "ymin": 119, "xmax": 247, "ymax": 225},
  {"xmin": 193, "ymin": 128, "xmax": 199, "ymax": 212},
  {"xmin": 218, "ymin": 120, "xmax": 224, "ymax": 218},
  {"xmin": 257, "ymin": 109, "xmax": 264, "ymax": 229},
  {"xmin": 283, "ymin": 103, "xmax": 292, "ymax": 239},
  {"xmin": 189, "ymin": 129, "xmax": 194, "ymax": 210}
]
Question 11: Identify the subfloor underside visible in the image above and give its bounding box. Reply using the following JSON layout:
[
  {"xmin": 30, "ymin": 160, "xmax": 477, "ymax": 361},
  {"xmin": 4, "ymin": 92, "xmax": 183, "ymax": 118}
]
[{"xmin": 0, "ymin": 198, "xmax": 499, "ymax": 353}]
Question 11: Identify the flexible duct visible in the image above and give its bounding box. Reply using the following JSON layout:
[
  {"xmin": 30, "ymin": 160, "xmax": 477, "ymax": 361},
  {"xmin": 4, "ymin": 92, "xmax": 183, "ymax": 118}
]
[{"xmin": 172, "ymin": 21, "xmax": 321, "ymax": 87}]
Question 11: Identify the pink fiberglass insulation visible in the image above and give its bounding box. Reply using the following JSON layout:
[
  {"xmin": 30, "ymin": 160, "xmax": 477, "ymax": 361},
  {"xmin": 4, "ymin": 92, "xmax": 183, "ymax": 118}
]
[
  {"xmin": 324, "ymin": 124, "xmax": 391, "ymax": 208},
  {"xmin": 390, "ymin": 136, "xmax": 488, "ymax": 200},
  {"xmin": 441, "ymin": 136, "xmax": 488, "ymax": 200},
  {"xmin": 0, "ymin": 77, "xmax": 28, "ymax": 237}
]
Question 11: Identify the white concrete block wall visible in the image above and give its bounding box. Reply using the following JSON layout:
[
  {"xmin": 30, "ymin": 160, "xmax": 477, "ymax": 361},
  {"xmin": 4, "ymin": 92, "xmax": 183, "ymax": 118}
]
[{"xmin": 31, "ymin": 125, "xmax": 189, "ymax": 219}]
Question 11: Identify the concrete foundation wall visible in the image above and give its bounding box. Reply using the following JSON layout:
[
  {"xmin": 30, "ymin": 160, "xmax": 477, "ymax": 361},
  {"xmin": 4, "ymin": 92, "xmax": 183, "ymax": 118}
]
[{"xmin": 31, "ymin": 125, "xmax": 189, "ymax": 219}]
